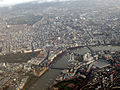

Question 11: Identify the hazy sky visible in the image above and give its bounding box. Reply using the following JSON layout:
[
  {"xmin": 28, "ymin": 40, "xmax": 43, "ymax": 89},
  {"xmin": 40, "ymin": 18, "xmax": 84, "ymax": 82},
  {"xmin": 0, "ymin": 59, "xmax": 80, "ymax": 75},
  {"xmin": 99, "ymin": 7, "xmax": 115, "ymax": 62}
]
[{"xmin": 0, "ymin": 0, "xmax": 69, "ymax": 7}]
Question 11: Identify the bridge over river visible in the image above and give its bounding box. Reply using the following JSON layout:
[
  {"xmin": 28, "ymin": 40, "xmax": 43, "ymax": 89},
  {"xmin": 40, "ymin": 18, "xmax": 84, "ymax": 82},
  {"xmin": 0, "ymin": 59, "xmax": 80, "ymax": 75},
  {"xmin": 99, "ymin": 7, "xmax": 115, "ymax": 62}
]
[{"xmin": 26, "ymin": 45, "xmax": 120, "ymax": 90}]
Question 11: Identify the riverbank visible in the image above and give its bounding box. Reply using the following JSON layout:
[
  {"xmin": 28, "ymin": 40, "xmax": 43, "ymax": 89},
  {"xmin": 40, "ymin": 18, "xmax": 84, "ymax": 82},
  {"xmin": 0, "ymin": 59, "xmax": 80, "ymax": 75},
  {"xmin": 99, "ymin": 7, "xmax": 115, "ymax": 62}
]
[{"xmin": 23, "ymin": 50, "xmax": 66, "ymax": 90}]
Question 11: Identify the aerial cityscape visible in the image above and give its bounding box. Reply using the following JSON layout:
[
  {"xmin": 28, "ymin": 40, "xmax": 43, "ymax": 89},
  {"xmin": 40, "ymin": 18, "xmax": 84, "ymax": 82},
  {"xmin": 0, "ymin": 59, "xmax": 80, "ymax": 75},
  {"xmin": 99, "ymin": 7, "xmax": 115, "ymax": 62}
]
[{"xmin": 0, "ymin": 0, "xmax": 120, "ymax": 90}]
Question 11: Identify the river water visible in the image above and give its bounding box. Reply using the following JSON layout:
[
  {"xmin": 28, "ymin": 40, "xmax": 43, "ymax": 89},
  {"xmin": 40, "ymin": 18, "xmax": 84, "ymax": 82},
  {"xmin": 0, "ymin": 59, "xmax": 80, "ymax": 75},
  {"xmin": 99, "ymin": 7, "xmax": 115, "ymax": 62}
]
[{"xmin": 29, "ymin": 45, "xmax": 120, "ymax": 90}]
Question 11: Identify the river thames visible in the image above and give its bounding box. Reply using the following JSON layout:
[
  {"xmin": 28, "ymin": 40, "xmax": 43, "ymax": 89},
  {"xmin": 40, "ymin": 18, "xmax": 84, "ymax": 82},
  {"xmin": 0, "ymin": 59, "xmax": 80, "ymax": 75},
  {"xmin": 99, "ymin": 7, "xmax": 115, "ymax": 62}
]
[{"xmin": 29, "ymin": 45, "xmax": 120, "ymax": 90}]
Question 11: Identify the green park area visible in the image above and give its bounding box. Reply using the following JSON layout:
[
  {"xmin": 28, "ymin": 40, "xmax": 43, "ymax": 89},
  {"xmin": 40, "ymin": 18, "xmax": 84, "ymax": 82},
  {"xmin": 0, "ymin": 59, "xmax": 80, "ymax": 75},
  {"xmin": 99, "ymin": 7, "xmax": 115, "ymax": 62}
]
[
  {"xmin": 53, "ymin": 80, "xmax": 77, "ymax": 90},
  {"xmin": 6, "ymin": 15, "xmax": 43, "ymax": 26}
]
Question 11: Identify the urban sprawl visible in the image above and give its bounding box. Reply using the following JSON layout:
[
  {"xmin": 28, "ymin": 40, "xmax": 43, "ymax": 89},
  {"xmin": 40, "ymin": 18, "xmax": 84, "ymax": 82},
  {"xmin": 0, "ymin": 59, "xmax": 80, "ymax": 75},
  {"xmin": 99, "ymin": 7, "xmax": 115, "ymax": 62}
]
[{"xmin": 0, "ymin": 0, "xmax": 120, "ymax": 90}]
